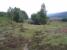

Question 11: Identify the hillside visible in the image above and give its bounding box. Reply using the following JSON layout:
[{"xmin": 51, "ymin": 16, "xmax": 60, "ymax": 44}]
[{"xmin": 48, "ymin": 12, "xmax": 67, "ymax": 20}]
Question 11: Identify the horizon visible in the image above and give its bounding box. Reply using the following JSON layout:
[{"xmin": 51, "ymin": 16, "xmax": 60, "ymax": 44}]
[{"xmin": 0, "ymin": 0, "xmax": 67, "ymax": 17}]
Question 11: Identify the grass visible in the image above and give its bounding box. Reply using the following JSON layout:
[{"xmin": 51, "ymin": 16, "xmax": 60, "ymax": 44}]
[
  {"xmin": 22, "ymin": 22, "xmax": 67, "ymax": 45},
  {"xmin": 0, "ymin": 16, "xmax": 67, "ymax": 46}
]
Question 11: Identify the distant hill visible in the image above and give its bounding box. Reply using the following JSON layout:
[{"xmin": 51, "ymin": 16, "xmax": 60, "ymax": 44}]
[{"xmin": 48, "ymin": 12, "xmax": 67, "ymax": 20}]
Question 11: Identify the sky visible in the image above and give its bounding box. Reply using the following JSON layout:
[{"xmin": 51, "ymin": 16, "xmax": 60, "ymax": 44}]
[{"xmin": 0, "ymin": 0, "xmax": 67, "ymax": 17}]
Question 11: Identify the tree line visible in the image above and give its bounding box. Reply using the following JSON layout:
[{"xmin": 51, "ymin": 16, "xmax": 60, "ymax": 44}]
[{"xmin": 0, "ymin": 4, "xmax": 48, "ymax": 25}]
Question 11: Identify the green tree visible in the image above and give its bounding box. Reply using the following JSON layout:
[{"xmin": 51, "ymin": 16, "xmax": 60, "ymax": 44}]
[
  {"xmin": 7, "ymin": 7, "xmax": 14, "ymax": 22},
  {"xmin": 31, "ymin": 13, "xmax": 39, "ymax": 24},
  {"xmin": 7, "ymin": 7, "xmax": 28, "ymax": 23},
  {"xmin": 13, "ymin": 7, "xmax": 21, "ymax": 22},
  {"xmin": 31, "ymin": 3, "xmax": 47, "ymax": 25},
  {"xmin": 21, "ymin": 11, "xmax": 28, "ymax": 20}
]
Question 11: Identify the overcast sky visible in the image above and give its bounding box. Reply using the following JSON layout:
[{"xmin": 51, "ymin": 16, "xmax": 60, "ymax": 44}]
[{"xmin": 0, "ymin": 0, "xmax": 67, "ymax": 17}]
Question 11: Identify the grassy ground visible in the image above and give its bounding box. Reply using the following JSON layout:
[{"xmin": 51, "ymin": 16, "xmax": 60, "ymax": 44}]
[
  {"xmin": 23, "ymin": 22, "xmax": 67, "ymax": 45},
  {"xmin": 0, "ymin": 17, "xmax": 67, "ymax": 50}
]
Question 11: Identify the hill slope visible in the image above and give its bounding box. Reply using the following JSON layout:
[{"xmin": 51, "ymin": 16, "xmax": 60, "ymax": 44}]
[{"xmin": 48, "ymin": 12, "xmax": 67, "ymax": 20}]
